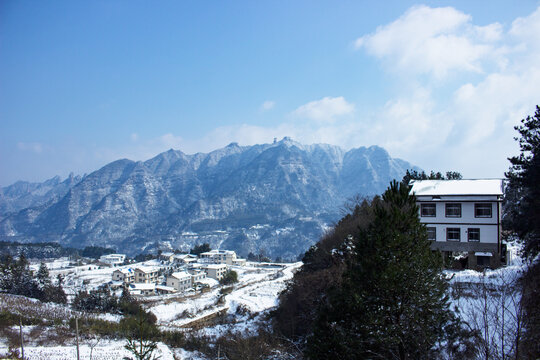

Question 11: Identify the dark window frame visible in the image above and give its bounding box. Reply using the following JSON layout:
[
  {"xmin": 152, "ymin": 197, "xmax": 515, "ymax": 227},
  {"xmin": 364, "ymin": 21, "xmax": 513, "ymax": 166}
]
[
  {"xmin": 468, "ymin": 228, "xmax": 480, "ymax": 242},
  {"xmin": 421, "ymin": 203, "xmax": 437, "ymax": 217},
  {"xmin": 427, "ymin": 227, "xmax": 437, "ymax": 241},
  {"xmin": 447, "ymin": 227, "xmax": 461, "ymax": 242},
  {"xmin": 445, "ymin": 203, "xmax": 462, "ymax": 218},
  {"xmin": 475, "ymin": 203, "xmax": 492, "ymax": 218}
]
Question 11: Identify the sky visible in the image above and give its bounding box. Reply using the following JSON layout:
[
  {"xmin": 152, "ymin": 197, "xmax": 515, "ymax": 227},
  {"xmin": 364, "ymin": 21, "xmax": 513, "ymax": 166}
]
[{"xmin": 1, "ymin": 1, "xmax": 540, "ymax": 186}]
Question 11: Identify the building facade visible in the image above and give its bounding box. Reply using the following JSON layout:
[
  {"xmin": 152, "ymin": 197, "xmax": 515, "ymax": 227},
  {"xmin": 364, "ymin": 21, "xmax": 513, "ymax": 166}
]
[
  {"xmin": 166, "ymin": 271, "xmax": 192, "ymax": 292},
  {"xmin": 112, "ymin": 268, "xmax": 135, "ymax": 284},
  {"xmin": 202, "ymin": 264, "xmax": 228, "ymax": 280},
  {"xmin": 410, "ymin": 179, "xmax": 504, "ymax": 268},
  {"xmin": 134, "ymin": 266, "xmax": 160, "ymax": 284}
]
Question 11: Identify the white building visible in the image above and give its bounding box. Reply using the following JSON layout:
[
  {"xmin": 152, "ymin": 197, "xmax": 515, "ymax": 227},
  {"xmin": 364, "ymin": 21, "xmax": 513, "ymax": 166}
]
[
  {"xmin": 202, "ymin": 263, "xmax": 228, "ymax": 280},
  {"xmin": 134, "ymin": 266, "xmax": 160, "ymax": 284},
  {"xmin": 112, "ymin": 267, "xmax": 135, "ymax": 284},
  {"xmin": 200, "ymin": 250, "xmax": 245, "ymax": 266},
  {"xmin": 166, "ymin": 271, "xmax": 192, "ymax": 292},
  {"xmin": 410, "ymin": 179, "xmax": 504, "ymax": 268},
  {"xmin": 129, "ymin": 283, "xmax": 155, "ymax": 296},
  {"xmin": 99, "ymin": 253, "xmax": 126, "ymax": 266}
]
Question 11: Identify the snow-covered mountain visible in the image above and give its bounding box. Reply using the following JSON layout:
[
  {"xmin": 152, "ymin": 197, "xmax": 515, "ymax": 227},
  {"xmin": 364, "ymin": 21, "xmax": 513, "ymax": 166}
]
[{"xmin": 0, "ymin": 138, "xmax": 418, "ymax": 258}]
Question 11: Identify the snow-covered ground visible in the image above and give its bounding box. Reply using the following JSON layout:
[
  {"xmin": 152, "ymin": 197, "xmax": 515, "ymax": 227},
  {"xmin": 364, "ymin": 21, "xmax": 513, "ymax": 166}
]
[
  {"xmin": 1, "ymin": 339, "xmax": 207, "ymax": 360},
  {"xmin": 2, "ymin": 245, "xmax": 528, "ymax": 359}
]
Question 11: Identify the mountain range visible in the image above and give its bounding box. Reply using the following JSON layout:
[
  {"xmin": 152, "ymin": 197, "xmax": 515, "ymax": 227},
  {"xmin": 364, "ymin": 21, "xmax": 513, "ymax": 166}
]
[{"xmin": 0, "ymin": 138, "xmax": 418, "ymax": 259}]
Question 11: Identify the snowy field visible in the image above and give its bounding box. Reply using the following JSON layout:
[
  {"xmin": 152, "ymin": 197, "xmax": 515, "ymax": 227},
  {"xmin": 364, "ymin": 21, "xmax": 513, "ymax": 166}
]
[{"xmin": 2, "ymin": 340, "xmax": 207, "ymax": 360}]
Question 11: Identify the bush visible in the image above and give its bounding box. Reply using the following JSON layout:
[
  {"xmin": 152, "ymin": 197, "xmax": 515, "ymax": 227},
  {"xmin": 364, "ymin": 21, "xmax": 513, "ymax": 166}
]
[{"xmin": 220, "ymin": 270, "xmax": 238, "ymax": 285}]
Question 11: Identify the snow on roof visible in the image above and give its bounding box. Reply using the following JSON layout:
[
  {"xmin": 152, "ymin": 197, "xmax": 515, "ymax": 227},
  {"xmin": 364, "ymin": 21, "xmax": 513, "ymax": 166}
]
[
  {"xmin": 129, "ymin": 283, "xmax": 156, "ymax": 290},
  {"xmin": 201, "ymin": 250, "xmax": 235, "ymax": 255},
  {"xmin": 135, "ymin": 265, "xmax": 160, "ymax": 273},
  {"xmin": 156, "ymin": 285, "xmax": 176, "ymax": 292},
  {"xmin": 203, "ymin": 264, "xmax": 227, "ymax": 269},
  {"xmin": 410, "ymin": 179, "xmax": 503, "ymax": 196},
  {"xmin": 170, "ymin": 271, "xmax": 191, "ymax": 279},
  {"xmin": 475, "ymin": 252, "xmax": 493, "ymax": 257},
  {"xmin": 113, "ymin": 267, "xmax": 134, "ymax": 274}
]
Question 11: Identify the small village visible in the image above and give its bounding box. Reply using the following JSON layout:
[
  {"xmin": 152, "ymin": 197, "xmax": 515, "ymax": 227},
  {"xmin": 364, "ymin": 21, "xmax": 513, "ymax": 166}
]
[{"xmin": 34, "ymin": 249, "xmax": 268, "ymax": 300}]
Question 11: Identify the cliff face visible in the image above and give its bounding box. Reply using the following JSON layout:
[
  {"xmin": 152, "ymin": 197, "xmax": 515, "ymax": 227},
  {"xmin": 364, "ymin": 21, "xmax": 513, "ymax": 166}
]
[{"xmin": 0, "ymin": 138, "xmax": 418, "ymax": 259}]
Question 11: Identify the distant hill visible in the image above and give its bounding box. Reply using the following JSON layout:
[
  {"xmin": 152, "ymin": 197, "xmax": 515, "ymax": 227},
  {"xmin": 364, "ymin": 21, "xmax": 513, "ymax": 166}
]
[{"xmin": 0, "ymin": 138, "xmax": 419, "ymax": 259}]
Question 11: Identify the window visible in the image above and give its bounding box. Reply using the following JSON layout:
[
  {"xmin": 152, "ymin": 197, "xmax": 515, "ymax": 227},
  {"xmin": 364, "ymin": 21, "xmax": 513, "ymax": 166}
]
[
  {"xmin": 475, "ymin": 203, "xmax": 492, "ymax": 218},
  {"xmin": 447, "ymin": 228, "xmax": 461, "ymax": 241},
  {"xmin": 421, "ymin": 203, "xmax": 436, "ymax": 217},
  {"xmin": 445, "ymin": 203, "xmax": 462, "ymax": 217},
  {"xmin": 468, "ymin": 228, "xmax": 480, "ymax": 242},
  {"xmin": 427, "ymin": 227, "xmax": 436, "ymax": 241}
]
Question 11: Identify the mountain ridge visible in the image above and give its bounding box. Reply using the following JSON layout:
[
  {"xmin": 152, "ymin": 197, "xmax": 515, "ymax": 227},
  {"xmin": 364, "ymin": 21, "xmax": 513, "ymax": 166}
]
[{"xmin": 0, "ymin": 138, "xmax": 419, "ymax": 259}]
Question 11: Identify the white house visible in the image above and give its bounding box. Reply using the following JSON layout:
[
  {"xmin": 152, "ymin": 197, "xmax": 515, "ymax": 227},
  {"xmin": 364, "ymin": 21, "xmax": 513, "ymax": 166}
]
[
  {"xmin": 129, "ymin": 283, "xmax": 156, "ymax": 296},
  {"xmin": 166, "ymin": 271, "xmax": 192, "ymax": 292},
  {"xmin": 410, "ymin": 179, "xmax": 504, "ymax": 268},
  {"xmin": 200, "ymin": 250, "xmax": 244, "ymax": 265},
  {"xmin": 99, "ymin": 253, "xmax": 126, "ymax": 266},
  {"xmin": 112, "ymin": 267, "xmax": 135, "ymax": 284},
  {"xmin": 134, "ymin": 266, "xmax": 160, "ymax": 284},
  {"xmin": 202, "ymin": 264, "xmax": 228, "ymax": 280}
]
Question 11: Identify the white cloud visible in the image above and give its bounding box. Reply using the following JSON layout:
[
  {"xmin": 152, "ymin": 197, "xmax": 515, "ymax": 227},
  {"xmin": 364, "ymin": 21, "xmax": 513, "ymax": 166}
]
[
  {"xmin": 292, "ymin": 96, "xmax": 355, "ymax": 123},
  {"xmin": 354, "ymin": 5, "xmax": 503, "ymax": 79},
  {"xmin": 130, "ymin": 133, "xmax": 139, "ymax": 142},
  {"xmin": 17, "ymin": 142, "xmax": 44, "ymax": 154},
  {"xmin": 260, "ymin": 100, "xmax": 275, "ymax": 111}
]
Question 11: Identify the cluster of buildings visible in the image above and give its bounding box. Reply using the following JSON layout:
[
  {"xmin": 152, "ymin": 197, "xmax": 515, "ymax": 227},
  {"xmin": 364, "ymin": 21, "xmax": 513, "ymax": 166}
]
[{"xmin": 111, "ymin": 249, "xmax": 246, "ymax": 296}]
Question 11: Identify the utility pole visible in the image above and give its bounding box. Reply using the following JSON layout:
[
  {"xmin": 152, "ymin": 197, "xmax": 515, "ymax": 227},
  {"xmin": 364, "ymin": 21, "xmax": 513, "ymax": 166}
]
[
  {"xmin": 75, "ymin": 317, "xmax": 80, "ymax": 360},
  {"xmin": 19, "ymin": 316, "xmax": 24, "ymax": 360}
]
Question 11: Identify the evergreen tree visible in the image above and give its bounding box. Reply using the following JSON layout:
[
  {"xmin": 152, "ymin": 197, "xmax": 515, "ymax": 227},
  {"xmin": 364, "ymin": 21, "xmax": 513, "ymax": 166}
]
[
  {"xmin": 506, "ymin": 105, "xmax": 540, "ymax": 259},
  {"xmin": 305, "ymin": 181, "xmax": 471, "ymax": 360},
  {"xmin": 190, "ymin": 243, "xmax": 211, "ymax": 256},
  {"xmin": 36, "ymin": 262, "xmax": 52, "ymax": 289},
  {"xmin": 505, "ymin": 105, "xmax": 540, "ymax": 358}
]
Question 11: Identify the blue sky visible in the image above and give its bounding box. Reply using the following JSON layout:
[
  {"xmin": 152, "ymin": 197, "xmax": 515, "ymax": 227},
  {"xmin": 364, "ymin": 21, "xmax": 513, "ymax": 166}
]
[{"xmin": 1, "ymin": 1, "xmax": 540, "ymax": 186}]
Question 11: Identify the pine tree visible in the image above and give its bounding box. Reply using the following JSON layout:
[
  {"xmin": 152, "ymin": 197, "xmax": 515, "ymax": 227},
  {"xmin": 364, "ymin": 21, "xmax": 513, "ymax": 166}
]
[
  {"xmin": 36, "ymin": 262, "xmax": 52, "ymax": 289},
  {"xmin": 305, "ymin": 181, "xmax": 471, "ymax": 360},
  {"xmin": 506, "ymin": 105, "xmax": 540, "ymax": 259},
  {"xmin": 505, "ymin": 105, "xmax": 540, "ymax": 358}
]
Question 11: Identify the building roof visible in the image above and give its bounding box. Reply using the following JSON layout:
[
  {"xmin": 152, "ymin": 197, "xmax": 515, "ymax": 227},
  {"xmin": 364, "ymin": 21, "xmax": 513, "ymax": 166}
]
[
  {"xmin": 135, "ymin": 265, "xmax": 160, "ymax": 273},
  {"xmin": 201, "ymin": 250, "xmax": 235, "ymax": 256},
  {"xmin": 113, "ymin": 267, "xmax": 134, "ymax": 274},
  {"xmin": 129, "ymin": 283, "xmax": 156, "ymax": 290},
  {"xmin": 170, "ymin": 271, "xmax": 191, "ymax": 280},
  {"xmin": 410, "ymin": 179, "xmax": 504, "ymax": 196},
  {"xmin": 203, "ymin": 264, "xmax": 227, "ymax": 270}
]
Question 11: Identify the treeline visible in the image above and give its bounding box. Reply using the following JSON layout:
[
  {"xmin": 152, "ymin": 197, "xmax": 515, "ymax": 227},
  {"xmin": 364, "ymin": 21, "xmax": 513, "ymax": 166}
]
[{"xmin": 0, "ymin": 241, "xmax": 115, "ymax": 260}]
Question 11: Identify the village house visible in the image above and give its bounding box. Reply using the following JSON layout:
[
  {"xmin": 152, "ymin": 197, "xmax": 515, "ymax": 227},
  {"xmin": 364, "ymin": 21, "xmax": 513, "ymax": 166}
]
[
  {"xmin": 99, "ymin": 253, "xmax": 126, "ymax": 266},
  {"xmin": 112, "ymin": 267, "xmax": 135, "ymax": 284},
  {"xmin": 173, "ymin": 253, "xmax": 198, "ymax": 265},
  {"xmin": 129, "ymin": 282, "xmax": 156, "ymax": 296},
  {"xmin": 187, "ymin": 268, "xmax": 207, "ymax": 283},
  {"xmin": 166, "ymin": 271, "xmax": 192, "ymax": 292},
  {"xmin": 200, "ymin": 249, "xmax": 246, "ymax": 266},
  {"xmin": 202, "ymin": 263, "xmax": 228, "ymax": 280},
  {"xmin": 159, "ymin": 252, "xmax": 175, "ymax": 263},
  {"xmin": 410, "ymin": 179, "xmax": 504, "ymax": 268},
  {"xmin": 134, "ymin": 265, "xmax": 160, "ymax": 284}
]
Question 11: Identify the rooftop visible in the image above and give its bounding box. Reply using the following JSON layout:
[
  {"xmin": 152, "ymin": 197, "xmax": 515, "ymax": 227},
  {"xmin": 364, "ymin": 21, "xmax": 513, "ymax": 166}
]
[
  {"xmin": 410, "ymin": 179, "xmax": 504, "ymax": 196},
  {"xmin": 170, "ymin": 271, "xmax": 191, "ymax": 279}
]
